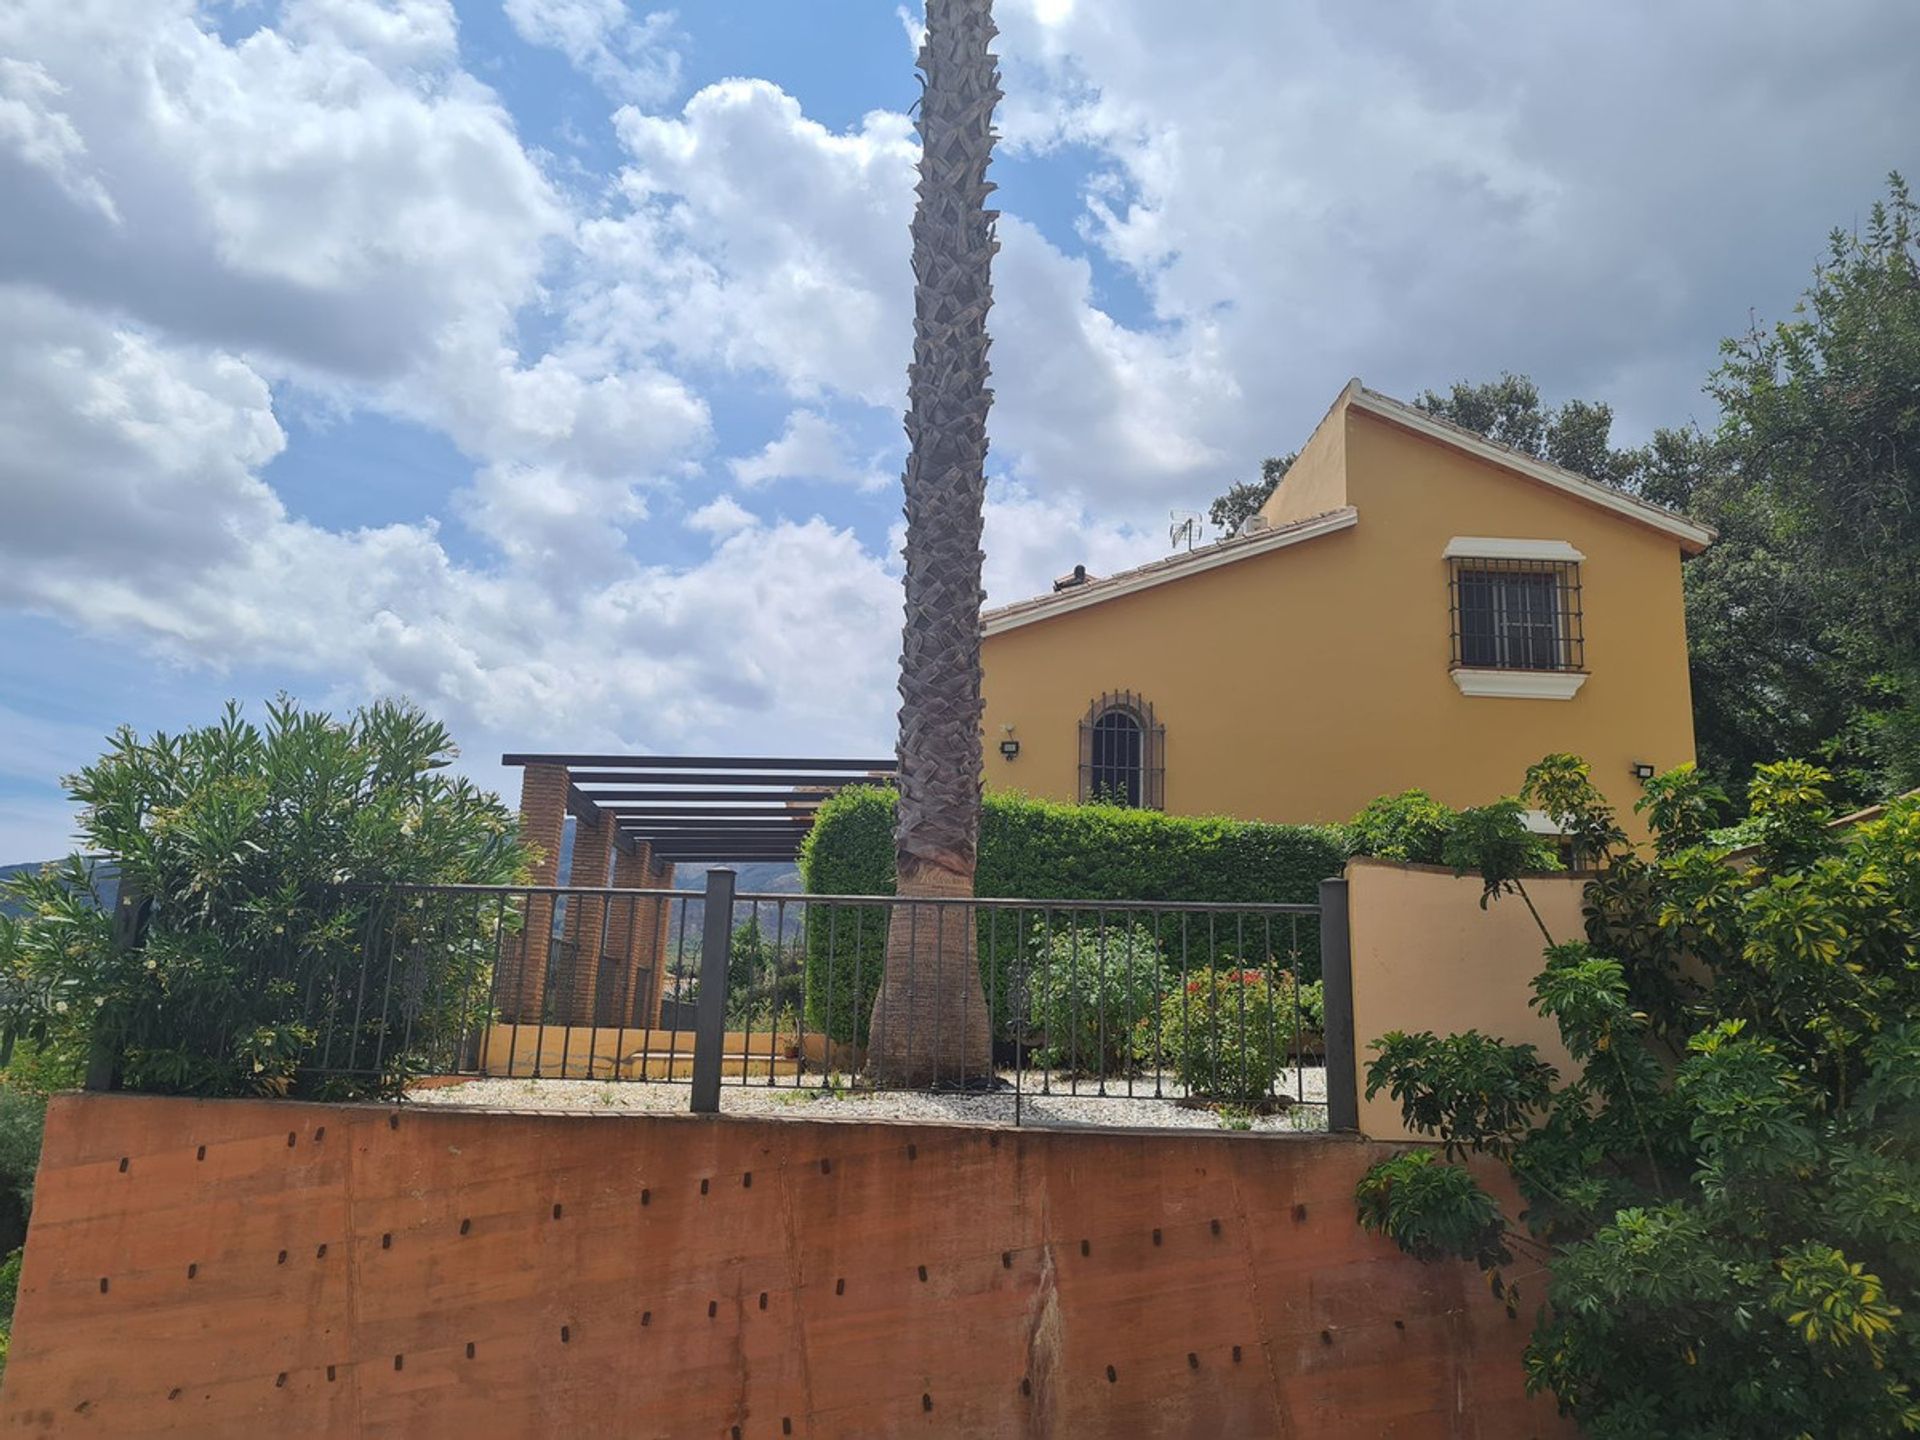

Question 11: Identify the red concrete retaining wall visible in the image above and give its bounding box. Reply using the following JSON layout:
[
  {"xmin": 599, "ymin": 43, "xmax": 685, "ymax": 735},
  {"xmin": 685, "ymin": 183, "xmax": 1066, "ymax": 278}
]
[{"xmin": 1, "ymin": 1095, "xmax": 1566, "ymax": 1438}]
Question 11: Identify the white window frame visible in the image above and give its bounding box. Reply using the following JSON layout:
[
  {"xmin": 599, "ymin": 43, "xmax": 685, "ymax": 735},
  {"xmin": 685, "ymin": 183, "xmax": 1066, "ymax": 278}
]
[{"xmin": 1446, "ymin": 537, "xmax": 1587, "ymax": 700}]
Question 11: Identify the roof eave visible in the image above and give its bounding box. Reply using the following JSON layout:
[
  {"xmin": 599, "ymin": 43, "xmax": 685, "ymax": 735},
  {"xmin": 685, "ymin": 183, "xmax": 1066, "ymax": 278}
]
[
  {"xmin": 982, "ymin": 507, "xmax": 1359, "ymax": 637},
  {"xmin": 1349, "ymin": 387, "xmax": 1717, "ymax": 555}
]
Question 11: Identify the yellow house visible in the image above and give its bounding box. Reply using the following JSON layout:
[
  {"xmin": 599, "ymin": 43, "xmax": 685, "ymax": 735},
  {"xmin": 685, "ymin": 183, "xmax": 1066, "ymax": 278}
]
[{"xmin": 980, "ymin": 380, "xmax": 1715, "ymax": 840}]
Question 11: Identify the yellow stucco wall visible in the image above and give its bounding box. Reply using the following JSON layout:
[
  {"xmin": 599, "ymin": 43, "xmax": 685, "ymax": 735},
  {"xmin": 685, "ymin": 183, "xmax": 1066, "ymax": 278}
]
[
  {"xmin": 1344, "ymin": 858, "xmax": 1586, "ymax": 1141},
  {"xmin": 1260, "ymin": 384, "xmax": 1349, "ymax": 526},
  {"xmin": 980, "ymin": 402, "xmax": 1698, "ymax": 839}
]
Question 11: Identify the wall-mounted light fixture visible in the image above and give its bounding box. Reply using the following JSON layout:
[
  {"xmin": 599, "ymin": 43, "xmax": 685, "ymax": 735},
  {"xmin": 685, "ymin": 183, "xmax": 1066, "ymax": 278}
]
[
  {"xmin": 1630, "ymin": 761, "xmax": 1657, "ymax": 782},
  {"xmin": 999, "ymin": 739, "xmax": 1021, "ymax": 760}
]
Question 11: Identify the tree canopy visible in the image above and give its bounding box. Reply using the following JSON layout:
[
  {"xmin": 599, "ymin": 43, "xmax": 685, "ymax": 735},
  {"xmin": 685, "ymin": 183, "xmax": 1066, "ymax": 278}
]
[{"xmin": 1206, "ymin": 453, "xmax": 1294, "ymax": 535}]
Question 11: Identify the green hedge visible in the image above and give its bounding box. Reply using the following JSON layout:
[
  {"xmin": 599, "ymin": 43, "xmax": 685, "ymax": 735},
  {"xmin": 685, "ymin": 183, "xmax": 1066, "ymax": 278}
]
[{"xmin": 798, "ymin": 788, "xmax": 1347, "ymax": 1043}]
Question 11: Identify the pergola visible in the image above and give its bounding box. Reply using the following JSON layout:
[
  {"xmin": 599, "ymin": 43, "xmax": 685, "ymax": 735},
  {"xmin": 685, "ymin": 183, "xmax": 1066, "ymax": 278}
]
[
  {"xmin": 503, "ymin": 753, "xmax": 897, "ymax": 866},
  {"xmin": 494, "ymin": 753, "xmax": 895, "ymax": 1030}
]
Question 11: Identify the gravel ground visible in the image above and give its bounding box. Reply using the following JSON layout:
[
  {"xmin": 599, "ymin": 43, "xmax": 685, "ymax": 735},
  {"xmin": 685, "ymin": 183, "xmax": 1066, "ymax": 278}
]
[{"xmin": 408, "ymin": 1067, "xmax": 1329, "ymax": 1133}]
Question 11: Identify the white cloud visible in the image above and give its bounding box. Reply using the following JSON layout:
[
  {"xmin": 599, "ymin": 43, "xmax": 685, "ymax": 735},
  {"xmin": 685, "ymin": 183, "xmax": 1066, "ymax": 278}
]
[
  {"xmin": 280, "ymin": 0, "xmax": 460, "ymax": 69},
  {"xmin": 0, "ymin": 0, "xmax": 565, "ymax": 383},
  {"xmin": 0, "ymin": 286, "xmax": 286, "ymax": 607},
  {"xmin": 685, "ymin": 495, "xmax": 758, "ymax": 537},
  {"xmin": 589, "ymin": 76, "xmax": 1233, "ymax": 506},
  {"xmin": 0, "ymin": 293, "xmax": 891, "ymax": 764},
  {"xmin": 728, "ymin": 410, "xmax": 886, "ymax": 491},
  {"xmin": 591, "ymin": 80, "xmax": 920, "ymax": 406},
  {"xmin": 503, "ymin": 0, "xmax": 680, "ymax": 103},
  {"xmin": 0, "ymin": 58, "xmax": 118, "ymax": 221},
  {"xmin": 994, "ymin": 0, "xmax": 1920, "ymax": 440},
  {"xmin": 980, "ymin": 483, "xmax": 1164, "ymax": 608}
]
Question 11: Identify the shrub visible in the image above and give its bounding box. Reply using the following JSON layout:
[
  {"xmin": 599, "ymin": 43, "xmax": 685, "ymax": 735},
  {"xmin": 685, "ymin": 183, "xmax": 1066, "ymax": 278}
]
[
  {"xmin": 1345, "ymin": 789, "xmax": 1458, "ymax": 864},
  {"xmin": 0, "ymin": 1245, "xmax": 17, "ymax": 1378},
  {"xmin": 1025, "ymin": 923, "xmax": 1162, "ymax": 1075},
  {"xmin": 0, "ymin": 1084, "xmax": 45, "ymax": 1256},
  {"xmin": 1148, "ymin": 966, "xmax": 1317, "ymax": 1105},
  {"xmin": 0, "ymin": 700, "xmax": 524, "ymax": 1101},
  {"xmin": 723, "ymin": 916, "xmax": 804, "ymax": 1028},
  {"xmin": 799, "ymin": 787, "xmax": 1345, "ymax": 1042},
  {"xmin": 1355, "ymin": 755, "xmax": 1920, "ymax": 1436}
]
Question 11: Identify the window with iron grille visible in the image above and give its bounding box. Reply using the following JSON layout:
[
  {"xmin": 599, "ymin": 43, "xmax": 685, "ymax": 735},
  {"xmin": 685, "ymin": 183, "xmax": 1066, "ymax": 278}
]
[
  {"xmin": 1449, "ymin": 558, "xmax": 1584, "ymax": 672},
  {"xmin": 1077, "ymin": 691, "xmax": 1165, "ymax": 808}
]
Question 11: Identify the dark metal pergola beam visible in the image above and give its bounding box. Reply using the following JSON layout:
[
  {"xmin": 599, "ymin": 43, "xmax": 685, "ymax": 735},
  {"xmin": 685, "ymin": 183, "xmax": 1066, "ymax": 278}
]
[
  {"xmin": 570, "ymin": 789, "xmax": 832, "ymax": 804},
  {"xmin": 610, "ymin": 809, "xmax": 818, "ymax": 821},
  {"xmin": 509, "ymin": 752, "xmax": 898, "ymax": 869},
  {"xmin": 628, "ymin": 831, "xmax": 810, "ymax": 840},
  {"xmin": 504, "ymin": 754, "xmax": 892, "ymax": 771},
  {"xmin": 565, "ymin": 771, "xmax": 887, "ymax": 789},
  {"xmin": 646, "ymin": 843, "xmax": 805, "ymax": 852}
]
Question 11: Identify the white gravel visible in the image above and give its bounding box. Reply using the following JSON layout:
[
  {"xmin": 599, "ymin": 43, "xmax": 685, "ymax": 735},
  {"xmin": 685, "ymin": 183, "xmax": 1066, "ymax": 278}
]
[{"xmin": 408, "ymin": 1068, "xmax": 1329, "ymax": 1133}]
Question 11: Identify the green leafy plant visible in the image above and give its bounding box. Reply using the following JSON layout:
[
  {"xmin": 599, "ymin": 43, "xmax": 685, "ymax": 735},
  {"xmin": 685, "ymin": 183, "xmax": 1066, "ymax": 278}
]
[
  {"xmin": 1026, "ymin": 923, "xmax": 1162, "ymax": 1075},
  {"xmin": 799, "ymin": 786, "xmax": 1345, "ymax": 1042},
  {"xmin": 0, "ymin": 700, "xmax": 525, "ymax": 1101},
  {"xmin": 723, "ymin": 915, "xmax": 804, "ymax": 1029},
  {"xmin": 1355, "ymin": 756, "xmax": 1920, "ymax": 1437},
  {"xmin": 1346, "ymin": 789, "xmax": 1459, "ymax": 865},
  {"xmin": 0, "ymin": 1244, "xmax": 19, "ymax": 1378},
  {"xmin": 1147, "ymin": 965, "xmax": 1315, "ymax": 1105}
]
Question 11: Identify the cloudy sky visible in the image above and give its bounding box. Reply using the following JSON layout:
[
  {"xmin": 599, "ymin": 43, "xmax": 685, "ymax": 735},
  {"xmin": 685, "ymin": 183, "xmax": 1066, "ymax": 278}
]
[{"xmin": 1, "ymin": 0, "xmax": 1915, "ymax": 859}]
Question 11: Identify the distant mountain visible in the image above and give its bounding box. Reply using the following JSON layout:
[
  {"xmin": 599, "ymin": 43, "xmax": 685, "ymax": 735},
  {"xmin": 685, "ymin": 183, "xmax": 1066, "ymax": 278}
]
[
  {"xmin": 673, "ymin": 862, "xmax": 802, "ymax": 895},
  {"xmin": 0, "ymin": 860, "xmax": 118, "ymax": 918},
  {"xmin": 0, "ymin": 864, "xmax": 42, "ymax": 918}
]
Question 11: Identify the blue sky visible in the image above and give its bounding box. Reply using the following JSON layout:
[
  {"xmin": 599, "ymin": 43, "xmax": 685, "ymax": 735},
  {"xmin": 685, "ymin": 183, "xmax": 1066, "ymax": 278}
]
[{"xmin": 2, "ymin": 0, "xmax": 1917, "ymax": 859}]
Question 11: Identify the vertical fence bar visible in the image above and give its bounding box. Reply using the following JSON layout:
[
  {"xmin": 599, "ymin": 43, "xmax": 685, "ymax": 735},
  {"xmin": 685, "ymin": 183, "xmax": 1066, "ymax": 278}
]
[
  {"xmin": 689, "ymin": 868, "xmax": 737, "ymax": 1114},
  {"xmin": 478, "ymin": 897, "xmax": 506, "ymax": 1076},
  {"xmin": 1318, "ymin": 877, "xmax": 1358, "ymax": 1132}
]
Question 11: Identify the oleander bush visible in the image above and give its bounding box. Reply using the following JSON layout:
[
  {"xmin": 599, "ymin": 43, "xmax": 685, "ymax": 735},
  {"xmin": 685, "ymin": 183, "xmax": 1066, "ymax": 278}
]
[
  {"xmin": 1355, "ymin": 753, "xmax": 1920, "ymax": 1438},
  {"xmin": 0, "ymin": 700, "xmax": 525, "ymax": 1101}
]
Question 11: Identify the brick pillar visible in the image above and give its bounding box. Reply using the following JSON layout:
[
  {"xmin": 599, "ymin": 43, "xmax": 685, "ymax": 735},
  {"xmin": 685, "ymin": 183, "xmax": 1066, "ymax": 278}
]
[
  {"xmin": 648, "ymin": 857, "xmax": 677, "ymax": 1028},
  {"xmin": 558, "ymin": 808, "xmax": 615, "ymax": 1026},
  {"xmin": 603, "ymin": 837, "xmax": 651, "ymax": 1028},
  {"xmin": 500, "ymin": 764, "xmax": 568, "ymax": 1023}
]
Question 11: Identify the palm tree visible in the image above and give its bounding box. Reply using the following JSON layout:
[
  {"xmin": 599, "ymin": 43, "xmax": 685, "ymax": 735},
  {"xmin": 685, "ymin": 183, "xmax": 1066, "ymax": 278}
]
[{"xmin": 867, "ymin": 0, "xmax": 1001, "ymax": 1087}]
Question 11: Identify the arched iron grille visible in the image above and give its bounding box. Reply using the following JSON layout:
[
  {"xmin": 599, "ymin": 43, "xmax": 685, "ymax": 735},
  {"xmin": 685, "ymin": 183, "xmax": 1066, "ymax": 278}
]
[{"xmin": 1078, "ymin": 691, "xmax": 1166, "ymax": 809}]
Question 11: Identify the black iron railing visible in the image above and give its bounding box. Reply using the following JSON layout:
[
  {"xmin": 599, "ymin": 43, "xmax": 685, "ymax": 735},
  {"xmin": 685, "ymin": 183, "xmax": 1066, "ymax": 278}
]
[{"xmin": 335, "ymin": 871, "xmax": 1351, "ymax": 1129}]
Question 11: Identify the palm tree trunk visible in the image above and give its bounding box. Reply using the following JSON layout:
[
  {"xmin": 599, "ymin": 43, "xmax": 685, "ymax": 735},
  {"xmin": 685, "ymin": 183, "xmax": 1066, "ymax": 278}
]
[{"xmin": 867, "ymin": 0, "xmax": 1001, "ymax": 1087}]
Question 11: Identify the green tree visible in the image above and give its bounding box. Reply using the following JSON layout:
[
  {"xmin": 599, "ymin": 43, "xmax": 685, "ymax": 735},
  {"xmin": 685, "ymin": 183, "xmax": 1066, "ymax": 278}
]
[
  {"xmin": 724, "ymin": 914, "xmax": 802, "ymax": 1027},
  {"xmin": 0, "ymin": 700, "xmax": 524, "ymax": 1099},
  {"xmin": 870, "ymin": 0, "xmax": 1001, "ymax": 1085},
  {"xmin": 1206, "ymin": 453, "xmax": 1296, "ymax": 535},
  {"xmin": 1354, "ymin": 755, "xmax": 1920, "ymax": 1437},
  {"xmin": 1414, "ymin": 372, "xmax": 1679, "ymax": 493},
  {"xmin": 1705, "ymin": 173, "xmax": 1920, "ymax": 797}
]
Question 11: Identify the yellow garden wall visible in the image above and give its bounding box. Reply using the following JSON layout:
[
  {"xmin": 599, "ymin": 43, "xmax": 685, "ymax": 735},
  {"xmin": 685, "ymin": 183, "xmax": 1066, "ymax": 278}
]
[{"xmin": 1344, "ymin": 857, "xmax": 1586, "ymax": 1141}]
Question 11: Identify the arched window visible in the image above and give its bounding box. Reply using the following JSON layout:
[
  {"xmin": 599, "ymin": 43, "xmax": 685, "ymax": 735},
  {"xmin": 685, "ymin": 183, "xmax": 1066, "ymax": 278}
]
[{"xmin": 1078, "ymin": 691, "xmax": 1165, "ymax": 809}]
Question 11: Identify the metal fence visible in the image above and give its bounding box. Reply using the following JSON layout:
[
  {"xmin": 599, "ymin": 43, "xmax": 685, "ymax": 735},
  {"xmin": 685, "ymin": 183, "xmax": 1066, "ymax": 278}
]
[{"xmin": 339, "ymin": 869, "xmax": 1352, "ymax": 1129}]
